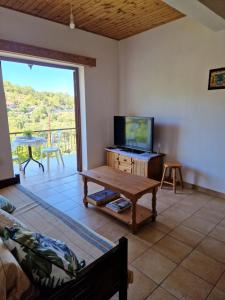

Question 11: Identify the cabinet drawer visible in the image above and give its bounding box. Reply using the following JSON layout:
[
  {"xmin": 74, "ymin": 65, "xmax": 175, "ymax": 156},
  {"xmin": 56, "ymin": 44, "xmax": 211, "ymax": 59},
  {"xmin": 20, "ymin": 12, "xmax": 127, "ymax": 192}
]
[
  {"xmin": 118, "ymin": 155, "xmax": 132, "ymax": 165},
  {"xmin": 118, "ymin": 164, "xmax": 132, "ymax": 173}
]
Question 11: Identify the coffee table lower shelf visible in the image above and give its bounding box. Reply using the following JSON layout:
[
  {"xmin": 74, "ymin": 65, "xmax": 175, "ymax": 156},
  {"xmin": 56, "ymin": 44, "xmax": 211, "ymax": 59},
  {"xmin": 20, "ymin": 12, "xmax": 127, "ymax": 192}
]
[{"xmin": 89, "ymin": 202, "xmax": 153, "ymax": 227}]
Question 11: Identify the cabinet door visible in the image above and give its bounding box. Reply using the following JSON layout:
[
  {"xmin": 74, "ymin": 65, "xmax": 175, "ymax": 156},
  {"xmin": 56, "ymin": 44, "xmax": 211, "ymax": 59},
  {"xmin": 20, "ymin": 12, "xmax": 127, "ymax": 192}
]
[
  {"xmin": 107, "ymin": 151, "xmax": 119, "ymax": 168},
  {"xmin": 132, "ymin": 159, "xmax": 148, "ymax": 177}
]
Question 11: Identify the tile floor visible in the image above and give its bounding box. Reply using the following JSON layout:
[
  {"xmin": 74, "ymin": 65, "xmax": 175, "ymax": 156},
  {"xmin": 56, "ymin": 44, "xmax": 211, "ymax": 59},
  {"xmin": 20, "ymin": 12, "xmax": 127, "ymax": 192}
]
[
  {"xmin": 13, "ymin": 172, "xmax": 225, "ymax": 299},
  {"xmin": 14, "ymin": 153, "xmax": 77, "ymax": 189}
]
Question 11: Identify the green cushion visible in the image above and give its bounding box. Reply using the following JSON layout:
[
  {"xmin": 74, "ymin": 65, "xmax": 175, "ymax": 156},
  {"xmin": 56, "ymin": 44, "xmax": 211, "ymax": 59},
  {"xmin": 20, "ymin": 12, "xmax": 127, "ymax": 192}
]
[
  {"xmin": 0, "ymin": 195, "xmax": 16, "ymax": 213},
  {"xmin": 2, "ymin": 227, "xmax": 85, "ymax": 289}
]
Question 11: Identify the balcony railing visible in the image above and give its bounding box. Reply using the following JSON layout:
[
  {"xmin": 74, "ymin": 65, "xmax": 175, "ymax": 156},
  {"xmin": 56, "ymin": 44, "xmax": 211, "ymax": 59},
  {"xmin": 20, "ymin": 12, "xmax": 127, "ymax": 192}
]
[{"xmin": 10, "ymin": 128, "xmax": 76, "ymax": 162}]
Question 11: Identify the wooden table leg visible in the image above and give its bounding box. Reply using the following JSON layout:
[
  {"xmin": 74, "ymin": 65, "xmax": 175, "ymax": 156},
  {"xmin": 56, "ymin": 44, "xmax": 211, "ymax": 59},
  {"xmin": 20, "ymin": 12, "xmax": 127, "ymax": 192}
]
[
  {"xmin": 82, "ymin": 176, "xmax": 88, "ymax": 207},
  {"xmin": 152, "ymin": 187, "xmax": 157, "ymax": 222},
  {"xmin": 173, "ymin": 168, "xmax": 176, "ymax": 193},
  {"xmin": 131, "ymin": 201, "xmax": 137, "ymax": 234},
  {"xmin": 178, "ymin": 168, "xmax": 184, "ymax": 190}
]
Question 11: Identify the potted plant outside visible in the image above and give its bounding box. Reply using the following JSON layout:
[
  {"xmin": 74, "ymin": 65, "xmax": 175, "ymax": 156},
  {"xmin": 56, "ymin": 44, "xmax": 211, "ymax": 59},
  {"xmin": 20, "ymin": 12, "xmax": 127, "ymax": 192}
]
[{"xmin": 23, "ymin": 130, "xmax": 33, "ymax": 139}]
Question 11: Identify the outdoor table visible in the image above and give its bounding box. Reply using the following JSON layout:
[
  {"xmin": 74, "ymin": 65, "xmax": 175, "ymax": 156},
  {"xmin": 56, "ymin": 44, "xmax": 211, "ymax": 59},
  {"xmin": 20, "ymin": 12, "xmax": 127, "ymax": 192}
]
[{"xmin": 12, "ymin": 136, "xmax": 46, "ymax": 174}]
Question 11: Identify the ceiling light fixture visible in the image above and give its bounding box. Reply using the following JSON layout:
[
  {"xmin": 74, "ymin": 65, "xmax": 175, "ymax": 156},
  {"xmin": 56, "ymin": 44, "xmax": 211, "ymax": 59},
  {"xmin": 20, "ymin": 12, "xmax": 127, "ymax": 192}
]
[{"xmin": 69, "ymin": 3, "xmax": 75, "ymax": 29}]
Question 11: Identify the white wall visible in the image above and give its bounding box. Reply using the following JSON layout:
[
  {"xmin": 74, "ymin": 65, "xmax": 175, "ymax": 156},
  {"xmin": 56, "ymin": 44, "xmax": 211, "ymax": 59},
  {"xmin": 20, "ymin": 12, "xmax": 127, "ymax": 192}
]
[
  {"xmin": 0, "ymin": 62, "xmax": 14, "ymax": 180},
  {"xmin": 0, "ymin": 7, "xmax": 119, "ymax": 175},
  {"xmin": 119, "ymin": 17, "xmax": 225, "ymax": 193}
]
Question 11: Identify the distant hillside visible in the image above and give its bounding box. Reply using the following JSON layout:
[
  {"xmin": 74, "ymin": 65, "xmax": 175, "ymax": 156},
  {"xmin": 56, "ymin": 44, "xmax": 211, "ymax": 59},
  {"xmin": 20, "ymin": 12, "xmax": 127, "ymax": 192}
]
[
  {"xmin": 4, "ymin": 81, "xmax": 73, "ymax": 112},
  {"xmin": 4, "ymin": 81, "xmax": 75, "ymax": 132}
]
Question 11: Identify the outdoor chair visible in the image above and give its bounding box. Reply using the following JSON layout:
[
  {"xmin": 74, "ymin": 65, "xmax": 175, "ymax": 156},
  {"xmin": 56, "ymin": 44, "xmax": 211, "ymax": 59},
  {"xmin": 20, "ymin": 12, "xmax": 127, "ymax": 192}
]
[
  {"xmin": 11, "ymin": 141, "xmax": 22, "ymax": 171},
  {"xmin": 41, "ymin": 130, "xmax": 64, "ymax": 171}
]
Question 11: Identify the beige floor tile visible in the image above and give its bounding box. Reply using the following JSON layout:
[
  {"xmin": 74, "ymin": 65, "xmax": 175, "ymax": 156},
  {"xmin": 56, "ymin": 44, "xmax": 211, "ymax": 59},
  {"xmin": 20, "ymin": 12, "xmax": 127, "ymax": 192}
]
[
  {"xmin": 136, "ymin": 225, "xmax": 166, "ymax": 244},
  {"xmin": 193, "ymin": 207, "xmax": 225, "ymax": 224},
  {"xmin": 219, "ymin": 218, "xmax": 225, "ymax": 228},
  {"xmin": 139, "ymin": 195, "xmax": 173, "ymax": 212},
  {"xmin": 206, "ymin": 198, "xmax": 225, "ymax": 213},
  {"xmin": 161, "ymin": 207, "xmax": 191, "ymax": 224},
  {"xmin": 181, "ymin": 250, "xmax": 225, "ymax": 285},
  {"xmin": 172, "ymin": 201, "xmax": 201, "ymax": 214},
  {"xmin": 186, "ymin": 192, "xmax": 212, "ymax": 205},
  {"xmin": 183, "ymin": 215, "xmax": 216, "ymax": 234},
  {"xmin": 79, "ymin": 210, "xmax": 110, "ymax": 230},
  {"xmin": 146, "ymin": 287, "xmax": 178, "ymax": 300},
  {"xmin": 152, "ymin": 235, "xmax": 192, "ymax": 263},
  {"xmin": 156, "ymin": 195, "xmax": 179, "ymax": 206},
  {"xmin": 162, "ymin": 266, "xmax": 213, "ymax": 300},
  {"xmin": 169, "ymin": 225, "xmax": 204, "ymax": 247},
  {"xmin": 132, "ymin": 248, "xmax": 176, "ymax": 284},
  {"xmin": 95, "ymin": 219, "xmax": 129, "ymax": 242},
  {"xmin": 127, "ymin": 265, "xmax": 157, "ymax": 300},
  {"xmin": 207, "ymin": 288, "xmax": 225, "ymax": 300},
  {"xmin": 65, "ymin": 204, "xmax": 95, "ymax": 221},
  {"xmin": 177, "ymin": 187, "xmax": 196, "ymax": 195},
  {"xmin": 151, "ymin": 214, "xmax": 178, "ymax": 233},
  {"xmin": 209, "ymin": 225, "xmax": 225, "ymax": 243},
  {"xmin": 156, "ymin": 201, "xmax": 172, "ymax": 214},
  {"xmin": 197, "ymin": 237, "xmax": 225, "ymax": 264},
  {"xmin": 172, "ymin": 195, "xmax": 206, "ymax": 211},
  {"xmin": 126, "ymin": 233, "xmax": 150, "ymax": 263},
  {"xmin": 159, "ymin": 187, "xmax": 188, "ymax": 198},
  {"xmin": 178, "ymin": 196, "xmax": 205, "ymax": 209},
  {"xmin": 216, "ymin": 272, "xmax": 225, "ymax": 293}
]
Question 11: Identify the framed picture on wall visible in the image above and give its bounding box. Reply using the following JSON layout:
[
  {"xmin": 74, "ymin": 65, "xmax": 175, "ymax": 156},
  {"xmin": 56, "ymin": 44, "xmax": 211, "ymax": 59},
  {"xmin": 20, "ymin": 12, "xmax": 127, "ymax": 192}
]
[{"xmin": 208, "ymin": 68, "xmax": 225, "ymax": 90}]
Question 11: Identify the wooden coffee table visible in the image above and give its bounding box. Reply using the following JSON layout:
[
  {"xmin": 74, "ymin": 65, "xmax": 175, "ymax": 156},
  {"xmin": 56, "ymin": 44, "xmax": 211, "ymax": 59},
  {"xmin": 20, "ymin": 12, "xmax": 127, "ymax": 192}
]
[{"xmin": 81, "ymin": 166, "xmax": 160, "ymax": 233}]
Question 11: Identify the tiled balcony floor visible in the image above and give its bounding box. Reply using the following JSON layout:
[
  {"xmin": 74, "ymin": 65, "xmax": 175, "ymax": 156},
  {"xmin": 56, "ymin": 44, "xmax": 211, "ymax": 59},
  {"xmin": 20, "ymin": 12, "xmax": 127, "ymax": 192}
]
[{"xmin": 14, "ymin": 153, "xmax": 77, "ymax": 190}]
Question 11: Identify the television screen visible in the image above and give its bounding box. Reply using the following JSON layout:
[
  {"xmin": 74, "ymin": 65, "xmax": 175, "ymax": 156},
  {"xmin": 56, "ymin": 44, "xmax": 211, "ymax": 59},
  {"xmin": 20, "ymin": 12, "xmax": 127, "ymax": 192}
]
[{"xmin": 114, "ymin": 116, "xmax": 154, "ymax": 152}]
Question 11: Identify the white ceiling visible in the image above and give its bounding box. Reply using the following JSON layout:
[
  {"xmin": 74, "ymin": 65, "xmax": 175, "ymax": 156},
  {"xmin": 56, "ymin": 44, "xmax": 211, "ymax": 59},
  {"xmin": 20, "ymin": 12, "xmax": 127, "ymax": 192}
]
[{"xmin": 163, "ymin": 0, "xmax": 225, "ymax": 31}]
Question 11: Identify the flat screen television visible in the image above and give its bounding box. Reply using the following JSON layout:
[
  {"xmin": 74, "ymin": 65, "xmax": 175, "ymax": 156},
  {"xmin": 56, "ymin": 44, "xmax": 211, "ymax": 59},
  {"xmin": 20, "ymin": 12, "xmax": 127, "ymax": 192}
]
[{"xmin": 114, "ymin": 116, "xmax": 154, "ymax": 152}]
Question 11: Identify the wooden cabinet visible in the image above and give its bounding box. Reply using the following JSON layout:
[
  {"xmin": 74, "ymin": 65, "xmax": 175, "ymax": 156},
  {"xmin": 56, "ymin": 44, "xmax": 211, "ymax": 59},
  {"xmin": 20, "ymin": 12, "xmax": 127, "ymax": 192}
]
[
  {"xmin": 107, "ymin": 151, "xmax": 119, "ymax": 168},
  {"xmin": 106, "ymin": 148, "xmax": 164, "ymax": 180}
]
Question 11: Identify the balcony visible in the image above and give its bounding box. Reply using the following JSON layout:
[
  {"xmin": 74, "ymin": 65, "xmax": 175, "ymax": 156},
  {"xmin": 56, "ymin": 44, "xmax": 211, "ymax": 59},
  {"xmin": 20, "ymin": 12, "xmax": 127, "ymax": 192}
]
[{"xmin": 10, "ymin": 128, "xmax": 77, "ymax": 189}]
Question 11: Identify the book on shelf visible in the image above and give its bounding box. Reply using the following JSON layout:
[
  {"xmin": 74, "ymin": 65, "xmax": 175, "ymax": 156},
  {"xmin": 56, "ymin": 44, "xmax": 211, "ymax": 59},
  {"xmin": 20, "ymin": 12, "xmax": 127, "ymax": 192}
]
[
  {"xmin": 105, "ymin": 197, "xmax": 131, "ymax": 213},
  {"xmin": 86, "ymin": 189, "xmax": 120, "ymax": 206}
]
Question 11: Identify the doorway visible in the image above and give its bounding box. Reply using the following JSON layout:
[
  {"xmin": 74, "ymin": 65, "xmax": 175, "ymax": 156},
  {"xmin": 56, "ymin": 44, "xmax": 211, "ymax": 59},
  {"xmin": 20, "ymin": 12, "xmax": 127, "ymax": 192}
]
[{"xmin": 0, "ymin": 58, "xmax": 82, "ymax": 191}]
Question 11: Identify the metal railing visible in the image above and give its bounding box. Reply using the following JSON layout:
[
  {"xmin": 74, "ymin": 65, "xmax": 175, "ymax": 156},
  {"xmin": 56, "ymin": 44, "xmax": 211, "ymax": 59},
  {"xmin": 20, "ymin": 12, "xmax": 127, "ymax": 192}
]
[{"xmin": 10, "ymin": 128, "xmax": 76, "ymax": 162}]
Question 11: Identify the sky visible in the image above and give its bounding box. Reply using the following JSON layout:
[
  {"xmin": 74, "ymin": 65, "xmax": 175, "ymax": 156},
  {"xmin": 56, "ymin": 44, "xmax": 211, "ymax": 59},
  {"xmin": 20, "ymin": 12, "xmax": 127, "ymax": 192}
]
[{"xmin": 1, "ymin": 61, "xmax": 74, "ymax": 96}]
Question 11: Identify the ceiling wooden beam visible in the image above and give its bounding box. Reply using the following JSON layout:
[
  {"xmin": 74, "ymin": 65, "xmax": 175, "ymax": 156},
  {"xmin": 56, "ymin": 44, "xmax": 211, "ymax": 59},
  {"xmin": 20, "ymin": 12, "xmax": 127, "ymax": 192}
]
[{"xmin": 0, "ymin": 39, "xmax": 96, "ymax": 67}]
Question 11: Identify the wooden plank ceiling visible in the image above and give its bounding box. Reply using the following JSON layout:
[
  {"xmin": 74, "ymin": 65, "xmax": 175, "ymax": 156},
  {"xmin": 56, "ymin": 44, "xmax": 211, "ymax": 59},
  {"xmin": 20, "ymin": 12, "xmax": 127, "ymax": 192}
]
[{"xmin": 0, "ymin": 0, "xmax": 184, "ymax": 40}]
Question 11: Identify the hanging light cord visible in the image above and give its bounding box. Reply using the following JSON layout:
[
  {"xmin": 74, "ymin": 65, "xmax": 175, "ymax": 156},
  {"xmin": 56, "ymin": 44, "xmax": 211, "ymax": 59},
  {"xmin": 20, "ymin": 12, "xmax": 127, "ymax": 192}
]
[{"xmin": 70, "ymin": 3, "xmax": 75, "ymax": 29}]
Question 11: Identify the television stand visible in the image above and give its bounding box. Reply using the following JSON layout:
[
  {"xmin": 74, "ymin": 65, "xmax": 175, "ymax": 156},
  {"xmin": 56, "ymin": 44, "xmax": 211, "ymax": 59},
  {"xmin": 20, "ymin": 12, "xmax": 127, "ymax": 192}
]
[
  {"xmin": 119, "ymin": 147, "xmax": 144, "ymax": 154},
  {"xmin": 105, "ymin": 148, "xmax": 165, "ymax": 180}
]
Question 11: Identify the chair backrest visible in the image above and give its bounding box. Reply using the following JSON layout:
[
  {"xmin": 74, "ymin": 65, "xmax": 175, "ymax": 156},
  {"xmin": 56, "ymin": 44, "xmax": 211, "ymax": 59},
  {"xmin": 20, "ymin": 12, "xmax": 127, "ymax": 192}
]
[{"xmin": 51, "ymin": 130, "xmax": 62, "ymax": 147}]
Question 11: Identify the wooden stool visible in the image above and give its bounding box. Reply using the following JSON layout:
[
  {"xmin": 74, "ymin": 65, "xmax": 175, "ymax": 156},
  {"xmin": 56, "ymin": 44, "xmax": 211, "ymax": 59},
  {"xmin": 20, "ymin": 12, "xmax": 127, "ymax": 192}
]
[{"xmin": 160, "ymin": 161, "xmax": 183, "ymax": 193}]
